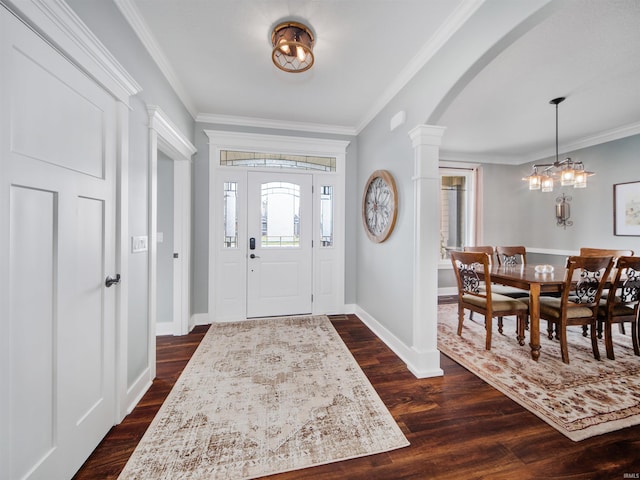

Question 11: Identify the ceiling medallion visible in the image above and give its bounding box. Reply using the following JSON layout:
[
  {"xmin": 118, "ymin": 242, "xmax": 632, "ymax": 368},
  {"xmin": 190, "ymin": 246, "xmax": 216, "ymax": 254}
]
[{"xmin": 271, "ymin": 21, "xmax": 314, "ymax": 73}]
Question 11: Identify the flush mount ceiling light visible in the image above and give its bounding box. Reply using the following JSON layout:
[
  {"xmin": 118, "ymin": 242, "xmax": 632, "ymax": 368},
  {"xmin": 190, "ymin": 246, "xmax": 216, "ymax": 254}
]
[
  {"xmin": 523, "ymin": 97, "xmax": 594, "ymax": 192},
  {"xmin": 271, "ymin": 21, "xmax": 314, "ymax": 73}
]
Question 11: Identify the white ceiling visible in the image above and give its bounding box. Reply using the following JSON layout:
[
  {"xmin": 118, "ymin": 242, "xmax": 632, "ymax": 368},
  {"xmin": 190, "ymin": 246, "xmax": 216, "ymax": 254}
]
[{"xmin": 118, "ymin": 0, "xmax": 640, "ymax": 164}]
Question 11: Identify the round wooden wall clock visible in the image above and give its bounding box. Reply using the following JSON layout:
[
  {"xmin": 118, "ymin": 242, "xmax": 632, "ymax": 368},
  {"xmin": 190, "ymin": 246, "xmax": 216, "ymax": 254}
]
[{"xmin": 362, "ymin": 169, "xmax": 398, "ymax": 243}]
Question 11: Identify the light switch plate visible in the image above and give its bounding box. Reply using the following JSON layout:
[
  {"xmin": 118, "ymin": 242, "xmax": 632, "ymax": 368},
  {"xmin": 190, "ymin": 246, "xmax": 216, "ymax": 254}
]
[{"xmin": 132, "ymin": 235, "xmax": 148, "ymax": 253}]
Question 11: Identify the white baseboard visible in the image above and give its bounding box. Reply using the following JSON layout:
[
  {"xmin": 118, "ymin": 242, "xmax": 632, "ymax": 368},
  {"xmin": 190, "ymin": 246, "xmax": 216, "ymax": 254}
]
[
  {"xmin": 343, "ymin": 303, "xmax": 357, "ymax": 314},
  {"xmin": 438, "ymin": 287, "xmax": 457, "ymax": 296},
  {"xmin": 527, "ymin": 247, "xmax": 578, "ymax": 256},
  {"xmin": 155, "ymin": 321, "xmax": 174, "ymax": 336},
  {"xmin": 192, "ymin": 312, "xmax": 210, "ymax": 325},
  {"xmin": 125, "ymin": 367, "xmax": 152, "ymax": 415},
  {"xmin": 354, "ymin": 305, "xmax": 443, "ymax": 379}
]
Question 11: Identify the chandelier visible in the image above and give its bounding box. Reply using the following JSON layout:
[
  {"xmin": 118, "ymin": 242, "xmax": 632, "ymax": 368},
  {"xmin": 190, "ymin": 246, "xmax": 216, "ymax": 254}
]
[
  {"xmin": 271, "ymin": 21, "xmax": 314, "ymax": 73},
  {"xmin": 523, "ymin": 97, "xmax": 594, "ymax": 192}
]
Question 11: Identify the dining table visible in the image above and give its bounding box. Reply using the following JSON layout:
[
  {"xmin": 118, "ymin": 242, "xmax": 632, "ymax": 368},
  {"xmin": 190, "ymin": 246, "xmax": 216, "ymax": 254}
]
[{"xmin": 489, "ymin": 263, "xmax": 567, "ymax": 361}]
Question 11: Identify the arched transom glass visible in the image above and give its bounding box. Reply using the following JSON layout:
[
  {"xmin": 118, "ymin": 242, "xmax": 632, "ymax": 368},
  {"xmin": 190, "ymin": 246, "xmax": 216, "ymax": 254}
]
[{"xmin": 221, "ymin": 150, "xmax": 336, "ymax": 172}]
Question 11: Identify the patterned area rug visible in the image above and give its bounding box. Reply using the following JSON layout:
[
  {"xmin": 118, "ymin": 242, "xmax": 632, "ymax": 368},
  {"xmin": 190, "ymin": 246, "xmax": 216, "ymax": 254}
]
[
  {"xmin": 438, "ymin": 303, "xmax": 640, "ymax": 441},
  {"xmin": 118, "ymin": 316, "xmax": 408, "ymax": 479}
]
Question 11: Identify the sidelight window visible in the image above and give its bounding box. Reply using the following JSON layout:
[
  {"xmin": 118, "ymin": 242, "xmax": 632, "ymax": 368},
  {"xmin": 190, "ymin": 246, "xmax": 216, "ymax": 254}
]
[{"xmin": 223, "ymin": 181, "xmax": 238, "ymax": 248}]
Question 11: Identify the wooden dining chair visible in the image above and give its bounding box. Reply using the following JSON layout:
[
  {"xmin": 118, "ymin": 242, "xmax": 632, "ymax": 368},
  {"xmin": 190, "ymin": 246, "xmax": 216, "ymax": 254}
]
[
  {"xmin": 579, "ymin": 247, "xmax": 634, "ymax": 257},
  {"xmin": 463, "ymin": 246, "xmax": 514, "ymax": 332},
  {"xmin": 597, "ymin": 256, "xmax": 640, "ymax": 360},
  {"xmin": 496, "ymin": 246, "xmax": 527, "ymax": 267},
  {"xmin": 579, "ymin": 248, "xmax": 634, "ymax": 336},
  {"xmin": 464, "ymin": 246, "xmax": 495, "ymax": 264},
  {"xmin": 527, "ymin": 255, "xmax": 614, "ymax": 364},
  {"xmin": 450, "ymin": 251, "xmax": 528, "ymax": 350},
  {"xmin": 495, "ymin": 246, "xmax": 530, "ymax": 300}
]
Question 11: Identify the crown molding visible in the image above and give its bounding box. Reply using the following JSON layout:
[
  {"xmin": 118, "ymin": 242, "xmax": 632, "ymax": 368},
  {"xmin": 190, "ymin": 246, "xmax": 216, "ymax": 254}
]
[
  {"xmin": 439, "ymin": 150, "xmax": 522, "ymax": 165},
  {"xmin": 148, "ymin": 106, "xmax": 197, "ymax": 161},
  {"xmin": 524, "ymin": 121, "xmax": 640, "ymax": 164},
  {"xmin": 114, "ymin": 0, "xmax": 198, "ymax": 117},
  {"xmin": 355, "ymin": 0, "xmax": 485, "ymax": 134},
  {"xmin": 197, "ymin": 113, "xmax": 357, "ymax": 137},
  {"xmin": 441, "ymin": 121, "xmax": 640, "ymax": 166},
  {"xmin": 4, "ymin": 0, "xmax": 141, "ymax": 103},
  {"xmin": 204, "ymin": 129, "xmax": 350, "ymax": 156}
]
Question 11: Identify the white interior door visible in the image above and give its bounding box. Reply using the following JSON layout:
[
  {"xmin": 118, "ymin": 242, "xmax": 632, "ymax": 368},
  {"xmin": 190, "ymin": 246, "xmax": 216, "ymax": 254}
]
[
  {"xmin": 1, "ymin": 9, "xmax": 116, "ymax": 479},
  {"xmin": 247, "ymin": 171, "xmax": 312, "ymax": 317}
]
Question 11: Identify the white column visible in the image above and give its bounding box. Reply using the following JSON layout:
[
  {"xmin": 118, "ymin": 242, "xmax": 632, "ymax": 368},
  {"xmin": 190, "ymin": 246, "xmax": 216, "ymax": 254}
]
[{"xmin": 407, "ymin": 124, "xmax": 446, "ymax": 378}]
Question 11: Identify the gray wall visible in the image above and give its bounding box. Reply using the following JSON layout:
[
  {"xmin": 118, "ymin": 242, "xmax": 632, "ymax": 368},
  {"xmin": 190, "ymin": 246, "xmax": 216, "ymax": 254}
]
[
  {"xmin": 66, "ymin": 0, "xmax": 195, "ymax": 385},
  {"xmin": 356, "ymin": 111, "xmax": 415, "ymax": 345},
  {"xmin": 190, "ymin": 123, "xmax": 357, "ymax": 316},
  {"xmin": 157, "ymin": 152, "xmax": 174, "ymax": 325}
]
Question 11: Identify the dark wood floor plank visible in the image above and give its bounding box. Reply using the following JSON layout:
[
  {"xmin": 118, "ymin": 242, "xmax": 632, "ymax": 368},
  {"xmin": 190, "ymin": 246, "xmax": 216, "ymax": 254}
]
[{"xmin": 74, "ymin": 316, "xmax": 640, "ymax": 480}]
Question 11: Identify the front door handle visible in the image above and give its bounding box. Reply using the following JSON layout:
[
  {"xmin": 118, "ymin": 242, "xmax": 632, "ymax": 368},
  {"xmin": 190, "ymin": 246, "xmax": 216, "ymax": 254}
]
[
  {"xmin": 250, "ymin": 253, "xmax": 260, "ymax": 259},
  {"xmin": 105, "ymin": 274, "xmax": 121, "ymax": 287}
]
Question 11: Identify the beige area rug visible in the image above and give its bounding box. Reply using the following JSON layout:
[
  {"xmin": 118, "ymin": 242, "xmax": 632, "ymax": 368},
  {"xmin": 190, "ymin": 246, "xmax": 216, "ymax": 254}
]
[
  {"xmin": 118, "ymin": 315, "xmax": 408, "ymax": 479},
  {"xmin": 438, "ymin": 303, "xmax": 640, "ymax": 441}
]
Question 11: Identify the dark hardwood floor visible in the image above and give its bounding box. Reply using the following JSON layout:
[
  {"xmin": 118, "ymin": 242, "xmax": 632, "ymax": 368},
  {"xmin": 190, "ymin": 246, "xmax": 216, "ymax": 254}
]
[{"xmin": 74, "ymin": 309, "xmax": 640, "ymax": 479}]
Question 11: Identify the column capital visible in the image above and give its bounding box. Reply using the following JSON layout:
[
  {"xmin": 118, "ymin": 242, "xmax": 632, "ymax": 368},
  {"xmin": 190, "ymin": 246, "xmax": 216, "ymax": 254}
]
[{"xmin": 408, "ymin": 124, "xmax": 446, "ymax": 148}]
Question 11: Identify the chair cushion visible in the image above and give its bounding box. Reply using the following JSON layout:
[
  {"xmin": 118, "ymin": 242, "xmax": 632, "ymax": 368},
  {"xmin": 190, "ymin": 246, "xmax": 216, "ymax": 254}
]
[
  {"xmin": 522, "ymin": 297, "xmax": 594, "ymax": 320},
  {"xmin": 462, "ymin": 293, "xmax": 528, "ymax": 312},
  {"xmin": 491, "ymin": 284, "xmax": 529, "ymax": 298},
  {"xmin": 597, "ymin": 303, "xmax": 636, "ymax": 318}
]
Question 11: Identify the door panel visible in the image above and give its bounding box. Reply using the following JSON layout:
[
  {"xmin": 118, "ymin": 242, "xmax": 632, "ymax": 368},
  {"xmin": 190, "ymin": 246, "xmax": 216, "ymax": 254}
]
[
  {"xmin": 1, "ymin": 9, "xmax": 116, "ymax": 479},
  {"xmin": 8, "ymin": 186, "xmax": 57, "ymax": 478},
  {"xmin": 247, "ymin": 172, "xmax": 312, "ymax": 317}
]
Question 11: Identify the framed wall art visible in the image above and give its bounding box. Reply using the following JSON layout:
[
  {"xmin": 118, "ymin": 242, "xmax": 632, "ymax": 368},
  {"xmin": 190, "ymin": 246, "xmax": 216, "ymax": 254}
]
[{"xmin": 614, "ymin": 181, "xmax": 640, "ymax": 236}]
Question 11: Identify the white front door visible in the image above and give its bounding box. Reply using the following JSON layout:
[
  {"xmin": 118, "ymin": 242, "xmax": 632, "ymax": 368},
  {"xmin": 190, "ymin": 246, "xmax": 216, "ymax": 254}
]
[
  {"xmin": 0, "ymin": 8, "xmax": 116, "ymax": 479},
  {"xmin": 246, "ymin": 171, "xmax": 313, "ymax": 317}
]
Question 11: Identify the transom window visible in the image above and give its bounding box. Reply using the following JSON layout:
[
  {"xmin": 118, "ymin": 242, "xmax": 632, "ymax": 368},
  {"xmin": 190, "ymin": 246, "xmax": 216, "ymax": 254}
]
[{"xmin": 220, "ymin": 150, "xmax": 336, "ymax": 172}]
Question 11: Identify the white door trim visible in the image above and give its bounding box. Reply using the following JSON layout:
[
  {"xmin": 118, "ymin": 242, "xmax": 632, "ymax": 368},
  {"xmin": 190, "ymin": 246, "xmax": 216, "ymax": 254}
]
[
  {"xmin": 205, "ymin": 130, "xmax": 349, "ymax": 322},
  {"xmin": 147, "ymin": 107, "xmax": 196, "ymax": 375},
  {"xmin": 2, "ymin": 0, "xmax": 141, "ymax": 104}
]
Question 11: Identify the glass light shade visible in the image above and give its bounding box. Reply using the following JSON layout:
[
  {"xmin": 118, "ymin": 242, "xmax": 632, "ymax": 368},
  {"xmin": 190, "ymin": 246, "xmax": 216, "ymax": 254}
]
[
  {"xmin": 541, "ymin": 176, "xmax": 554, "ymax": 192},
  {"xmin": 528, "ymin": 175, "xmax": 541, "ymax": 190},
  {"xmin": 574, "ymin": 171, "xmax": 587, "ymax": 188},
  {"xmin": 560, "ymin": 167, "xmax": 575, "ymax": 186}
]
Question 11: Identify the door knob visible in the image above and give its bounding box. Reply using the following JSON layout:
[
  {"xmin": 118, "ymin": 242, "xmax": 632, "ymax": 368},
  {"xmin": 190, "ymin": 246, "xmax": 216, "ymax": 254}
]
[
  {"xmin": 250, "ymin": 254, "xmax": 260, "ymax": 259},
  {"xmin": 105, "ymin": 274, "xmax": 121, "ymax": 287}
]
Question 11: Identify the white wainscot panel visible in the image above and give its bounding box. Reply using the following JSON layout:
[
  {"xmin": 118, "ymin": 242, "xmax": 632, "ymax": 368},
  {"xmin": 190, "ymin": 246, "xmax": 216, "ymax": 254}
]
[
  {"xmin": 10, "ymin": 49, "xmax": 104, "ymax": 178},
  {"xmin": 10, "ymin": 186, "xmax": 56, "ymax": 479},
  {"xmin": 218, "ymin": 260, "xmax": 245, "ymax": 319},
  {"xmin": 319, "ymin": 259, "xmax": 334, "ymax": 296}
]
